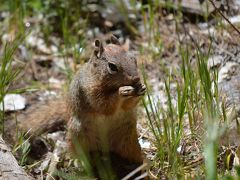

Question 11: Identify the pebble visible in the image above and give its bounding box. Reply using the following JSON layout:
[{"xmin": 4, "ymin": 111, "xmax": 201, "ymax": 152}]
[{"xmin": 0, "ymin": 94, "xmax": 26, "ymax": 111}]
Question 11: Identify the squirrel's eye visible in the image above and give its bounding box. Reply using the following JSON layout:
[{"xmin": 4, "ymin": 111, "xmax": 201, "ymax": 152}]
[{"xmin": 108, "ymin": 62, "xmax": 118, "ymax": 74}]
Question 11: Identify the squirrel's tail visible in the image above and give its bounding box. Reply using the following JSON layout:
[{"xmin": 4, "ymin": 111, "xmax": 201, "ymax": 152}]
[{"xmin": 5, "ymin": 99, "xmax": 69, "ymax": 143}]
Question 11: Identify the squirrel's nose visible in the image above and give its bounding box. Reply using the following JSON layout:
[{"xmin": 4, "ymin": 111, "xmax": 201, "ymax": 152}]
[{"xmin": 132, "ymin": 76, "xmax": 140, "ymax": 84}]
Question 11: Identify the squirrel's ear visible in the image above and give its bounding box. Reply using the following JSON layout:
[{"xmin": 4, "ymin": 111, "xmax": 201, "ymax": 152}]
[
  {"xmin": 94, "ymin": 39, "xmax": 104, "ymax": 58},
  {"xmin": 110, "ymin": 35, "xmax": 120, "ymax": 45}
]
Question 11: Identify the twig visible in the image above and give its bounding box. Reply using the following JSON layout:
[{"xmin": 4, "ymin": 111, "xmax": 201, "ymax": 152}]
[
  {"xmin": 121, "ymin": 163, "xmax": 147, "ymax": 180},
  {"xmin": 148, "ymin": 169, "xmax": 158, "ymax": 179},
  {"xmin": 184, "ymin": 156, "xmax": 204, "ymax": 169},
  {"xmin": 208, "ymin": 0, "xmax": 240, "ymax": 36}
]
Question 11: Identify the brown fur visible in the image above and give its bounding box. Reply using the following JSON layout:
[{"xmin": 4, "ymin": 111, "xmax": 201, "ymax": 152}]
[
  {"xmin": 5, "ymin": 99, "xmax": 68, "ymax": 143},
  {"xmin": 20, "ymin": 99, "xmax": 69, "ymax": 135}
]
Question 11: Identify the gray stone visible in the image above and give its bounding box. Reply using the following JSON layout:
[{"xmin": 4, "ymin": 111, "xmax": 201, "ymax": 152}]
[{"xmin": 208, "ymin": 55, "xmax": 223, "ymax": 69}]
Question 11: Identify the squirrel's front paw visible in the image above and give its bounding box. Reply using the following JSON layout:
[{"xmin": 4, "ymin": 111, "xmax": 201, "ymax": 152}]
[{"xmin": 135, "ymin": 84, "xmax": 146, "ymax": 96}]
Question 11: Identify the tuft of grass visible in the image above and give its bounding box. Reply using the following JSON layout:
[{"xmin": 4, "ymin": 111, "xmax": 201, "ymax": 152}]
[
  {"xmin": 0, "ymin": 34, "xmax": 25, "ymax": 136},
  {"xmin": 140, "ymin": 2, "xmax": 164, "ymax": 59},
  {"xmin": 13, "ymin": 131, "xmax": 31, "ymax": 166},
  {"xmin": 59, "ymin": 2, "xmax": 87, "ymax": 82},
  {"xmin": 143, "ymin": 40, "xmax": 228, "ymax": 178}
]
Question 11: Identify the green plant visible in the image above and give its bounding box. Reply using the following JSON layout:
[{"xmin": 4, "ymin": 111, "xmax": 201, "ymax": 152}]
[
  {"xmin": 143, "ymin": 39, "xmax": 228, "ymax": 178},
  {"xmin": 13, "ymin": 131, "xmax": 31, "ymax": 166},
  {"xmin": 0, "ymin": 34, "xmax": 25, "ymax": 135},
  {"xmin": 59, "ymin": 1, "xmax": 87, "ymax": 81},
  {"xmin": 140, "ymin": 2, "xmax": 164, "ymax": 59}
]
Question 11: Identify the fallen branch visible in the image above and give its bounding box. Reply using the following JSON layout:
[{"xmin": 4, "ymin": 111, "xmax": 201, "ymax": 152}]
[
  {"xmin": 0, "ymin": 136, "xmax": 32, "ymax": 180},
  {"xmin": 208, "ymin": 0, "xmax": 240, "ymax": 36}
]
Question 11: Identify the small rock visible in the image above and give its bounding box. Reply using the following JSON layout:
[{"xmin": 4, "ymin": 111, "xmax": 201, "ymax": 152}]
[
  {"xmin": 48, "ymin": 77, "xmax": 62, "ymax": 85},
  {"xmin": 38, "ymin": 152, "xmax": 52, "ymax": 172},
  {"xmin": 18, "ymin": 45, "xmax": 30, "ymax": 61},
  {"xmin": 224, "ymin": 15, "xmax": 240, "ymax": 25},
  {"xmin": 218, "ymin": 62, "xmax": 239, "ymax": 83},
  {"xmin": 208, "ymin": 55, "xmax": 223, "ymax": 69},
  {"xmin": 1, "ymin": 33, "xmax": 13, "ymax": 43},
  {"xmin": 0, "ymin": 94, "xmax": 26, "ymax": 111},
  {"xmin": 234, "ymin": 0, "xmax": 240, "ymax": 6},
  {"xmin": 139, "ymin": 138, "xmax": 151, "ymax": 149},
  {"xmin": 201, "ymin": 27, "xmax": 216, "ymax": 36},
  {"xmin": 104, "ymin": 20, "xmax": 113, "ymax": 27},
  {"xmin": 38, "ymin": 91, "xmax": 58, "ymax": 101},
  {"xmin": 50, "ymin": 45, "xmax": 58, "ymax": 54},
  {"xmin": 177, "ymin": 146, "xmax": 182, "ymax": 153},
  {"xmin": 219, "ymin": 74, "xmax": 240, "ymax": 112},
  {"xmin": 47, "ymin": 131, "xmax": 66, "ymax": 143},
  {"xmin": 27, "ymin": 34, "xmax": 51, "ymax": 54},
  {"xmin": 53, "ymin": 57, "xmax": 66, "ymax": 70}
]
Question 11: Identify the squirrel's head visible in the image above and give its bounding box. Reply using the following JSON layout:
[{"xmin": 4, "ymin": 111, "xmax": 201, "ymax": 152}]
[{"xmin": 91, "ymin": 35, "xmax": 145, "ymax": 96}]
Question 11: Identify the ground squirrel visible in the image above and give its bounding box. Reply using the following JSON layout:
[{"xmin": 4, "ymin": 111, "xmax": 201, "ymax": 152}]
[{"xmin": 8, "ymin": 35, "xmax": 146, "ymax": 179}]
